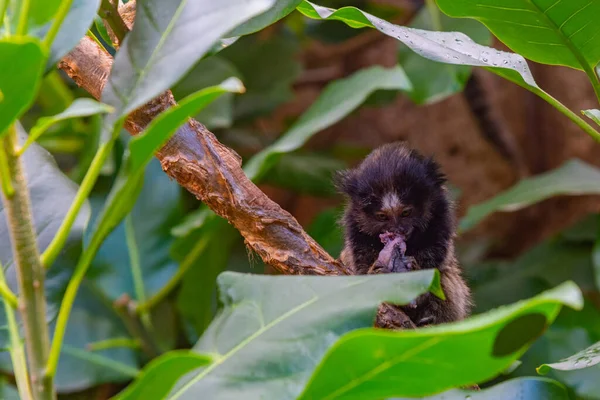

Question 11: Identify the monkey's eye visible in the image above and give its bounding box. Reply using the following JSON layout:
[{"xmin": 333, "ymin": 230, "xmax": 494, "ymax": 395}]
[
  {"xmin": 375, "ymin": 212, "xmax": 388, "ymax": 221},
  {"xmin": 401, "ymin": 208, "xmax": 412, "ymax": 217}
]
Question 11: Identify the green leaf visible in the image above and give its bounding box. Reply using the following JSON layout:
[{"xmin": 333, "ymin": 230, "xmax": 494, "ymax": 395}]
[
  {"xmin": 0, "ymin": 127, "xmax": 138, "ymax": 391},
  {"xmin": 263, "ymin": 152, "xmax": 346, "ymax": 196},
  {"xmin": 0, "ymin": 377, "xmax": 19, "ymax": 400},
  {"xmin": 394, "ymin": 377, "xmax": 568, "ymax": 400},
  {"xmin": 0, "ymin": 38, "xmax": 45, "ymax": 136},
  {"xmin": 172, "ymin": 57, "xmax": 241, "ymax": 130},
  {"xmin": 296, "ymin": 1, "xmax": 600, "ymax": 142},
  {"xmin": 129, "ymin": 78, "xmax": 243, "ymax": 172},
  {"xmin": 113, "ymin": 351, "xmax": 211, "ymax": 400},
  {"xmin": 243, "ymin": 65, "xmax": 412, "ymax": 181},
  {"xmin": 0, "ymin": 125, "xmax": 90, "ymax": 283},
  {"xmin": 229, "ymin": 0, "xmax": 303, "ymax": 36},
  {"xmin": 90, "ymin": 79, "xmax": 242, "ymax": 250},
  {"xmin": 174, "ymin": 219, "xmax": 239, "ymax": 335},
  {"xmin": 87, "ymin": 159, "xmax": 183, "ymax": 301},
  {"xmin": 308, "ymin": 208, "xmax": 344, "ymax": 257},
  {"xmin": 21, "ymin": 98, "xmax": 113, "ymax": 152},
  {"xmin": 102, "ymin": 0, "xmax": 273, "ymax": 117},
  {"xmin": 297, "ymin": 1, "xmax": 537, "ymax": 88},
  {"xmin": 299, "ymin": 282, "xmax": 582, "ymax": 399},
  {"xmin": 221, "ymin": 35, "xmax": 301, "ymax": 120},
  {"xmin": 459, "ymin": 159, "xmax": 600, "ymax": 232},
  {"xmin": 583, "ymin": 109, "xmax": 600, "ymax": 127},
  {"xmin": 170, "ymin": 270, "xmax": 441, "ymax": 399},
  {"xmin": 399, "ymin": 5, "xmax": 491, "ymax": 104},
  {"xmin": 32, "ymin": 0, "xmax": 102, "ymax": 67},
  {"xmin": 538, "ymin": 341, "xmax": 600, "ymax": 374},
  {"xmin": 435, "ymin": 0, "xmax": 600, "ymax": 72}
]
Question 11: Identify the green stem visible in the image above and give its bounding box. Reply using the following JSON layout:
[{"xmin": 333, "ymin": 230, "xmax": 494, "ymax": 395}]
[
  {"xmin": 533, "ymin": 87, "xmax": 600, "ymax": 143},
  {"xmin": 425, "ymin": 0, "xmax": 442, "ymax": 31},
  {"xmin": 41, "ymin": 139, "xmax": 114, "ymax": 269},
  {"xmin": 16, "ymin": 0, "xmax": 30, "ymax": 35},
  {"xmin": 135, "ymin": 236, "xmax": 210, "ymax": 313},
  {"xmin": 125, "ymin": 216, "xmax": 153, "ymax": 332},
  {"xmin": 0, "ymin": 279, "xmax": 18, "ymax": 308},
  {"xmin": 46, "ymin": 232, "xmax": 101, "ymax": 378},
  {"xmin": 0, "ymin": 262, "xmax": 33, "ymax": 400},
  {"xmin": 1, "ymin": 125, "xmax": 55, "ymax": 400},
  {"xmin": 99, "ymin": 0, "xmax": 129, "ymax": 45},
  {"xmin": 0, "ymin": 0, "xmax": 8, "ymax": 32},
  {"xmin": 0, "ymin": 138, "xmax": 14, "ymax": 197},
  {"xmin": 46, "ymin": 122, "xmax": 123, "ymax": 377},
  {"xmin": 87, "ymin": 337, "xmax": 141, "ymax": 352},
  {"xmin": 43, "ymin": 0, "xmax": 76, "ymax": 48}
]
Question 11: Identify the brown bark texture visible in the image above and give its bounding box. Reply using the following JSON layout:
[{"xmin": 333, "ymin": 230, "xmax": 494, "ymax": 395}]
[{"xmin": 59, "ymin": 29, "xmax": 349, "ymax": 278}]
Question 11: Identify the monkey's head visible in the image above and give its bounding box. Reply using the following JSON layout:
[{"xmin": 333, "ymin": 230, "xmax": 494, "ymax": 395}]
[{"xmin": 336, "ymin": 142, "xmax": 448, "ymax": 240}]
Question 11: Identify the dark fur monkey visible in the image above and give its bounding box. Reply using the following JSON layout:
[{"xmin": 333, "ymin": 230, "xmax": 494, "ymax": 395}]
[{"xmin": 336, "ymin": 142, "xmax": 471, "ymax": 327}]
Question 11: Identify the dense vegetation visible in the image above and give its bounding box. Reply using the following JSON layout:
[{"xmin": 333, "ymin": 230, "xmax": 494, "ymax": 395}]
[{"xmin": 1, "ymin": 0, "xmax": 600, "ymax": 399}]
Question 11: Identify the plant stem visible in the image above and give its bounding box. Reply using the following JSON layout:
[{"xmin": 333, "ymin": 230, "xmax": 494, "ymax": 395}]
[
  {"xmin": 43, "ymin": 0, "xmax": 76, "ymax": 48},
  {"xmin": 533, "ymin": 87, "xmax": 600, "ymax": 143},
  {"xmin": 0, "ymin": 137, "xmax": 14, "ymax": 197},
  {"xmin": 16, "ymin": 0, "xmax": 30, "ymax": 35},
  {"xmin": 1, "ymin": 125, "xmax": 55, "ymax": 400},
  {"xmin": 0, "ymin": 278, "xmax": 18, "ymax": 308},
  {"xmin": 99, "ymin": 0, "xmax": 129, "ymax": 46},
  {"xmin": 125, "ymin": 216, "xmax": 153, "ymax": 331},
  {"xmin": 0, "ymin": 262, "xmax": 33, "ymax": 400},
  {"xmin": 425, "ymin": 0, "xmax": 442, "ymax": 31},
  {"xmin": 41, "ymin": 139, "xmax": 114, "ymax": 269},
  {"xmin": 0, "ymin": 0, "xmax": 8, "ymax": 32},
  {"xmin": 87, "ymin": 337, "xmax": 141, "ymax": 352},
  {"xmin": 135, "ymin": 236, "xmax": 210, "ymax": 313}
]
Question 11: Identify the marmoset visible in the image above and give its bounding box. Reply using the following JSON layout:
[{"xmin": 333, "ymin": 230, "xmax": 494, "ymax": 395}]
[{"xmin": 336, "ymin": 142, "xmax": 471, "ymax": 327}]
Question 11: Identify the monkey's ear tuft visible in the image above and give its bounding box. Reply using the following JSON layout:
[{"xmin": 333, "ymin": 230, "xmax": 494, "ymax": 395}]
[
  {"xmin": 334, "ymin": 170, "xmax": 358, "ymax": 196},
  {"xmin": 426, "ymin": 157, "xmax": 446, "ymax": 186}
]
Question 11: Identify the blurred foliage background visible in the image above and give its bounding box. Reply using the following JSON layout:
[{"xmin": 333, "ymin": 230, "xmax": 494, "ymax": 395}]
[{"xmin": 13, "ymin": 0, "xmax": 600, "ymax": 398}]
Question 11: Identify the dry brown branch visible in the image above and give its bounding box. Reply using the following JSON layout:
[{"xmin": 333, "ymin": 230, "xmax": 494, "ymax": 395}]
[{"xmin": 57, "ymin": 2, "xmax": 419, "ymax": 327}]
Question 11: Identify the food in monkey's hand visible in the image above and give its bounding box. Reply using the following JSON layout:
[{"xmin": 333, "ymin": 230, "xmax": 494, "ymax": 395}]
[
  {"xmin": 369, "ymin": 231, "xmax": 413, "ymax": 274},
  {"xmin": 369, "ymin": 231, "xmax": 417, "ymax": 308}
]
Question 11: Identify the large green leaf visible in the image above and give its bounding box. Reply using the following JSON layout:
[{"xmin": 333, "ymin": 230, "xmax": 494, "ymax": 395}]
[
  {"xmin": 0, "ymin": 127, "xmax": 139, "ymax": 391},
  {"xmin": 396, "ymin": 377, "xmax": 568, "ymax": 399},
  {"xmin": 436, "ymin": 0, "xmax": 600, "ymax": 71},
  {"xmin": 0, "ymin": 38, "xmax": 45, "ymax": 136},
  {"xmin": 102, "ymin": 0, "xmax": 273, "ymax": 117},
  {"xmin": 459, "ymin": 159, "xmax": 600, "ymax": 232},
  {"xmin": 243, "ymin": 65, "xmax": 412, "ymax": 181},
  {"xmin": 113, "ymin": 351, "xmax": 211, "ymax": 400},
  {"xmin": 172, "ymin": 57, "xmax": 241, "ymax": 130},
  {"xmin": 174, "ymin": 219, "xmax": 239, "ymax": 335},
  {"xmin": 30, "ymin": 0, "xmax": 101, "ymax": 67},
  {"xmin": 298, "ymin": 1, "xmax": 537, "ymax": 88},
  {"xmin": 88, "ymin": 159, "xmax": 183, "ymax": 301},
  {"xmin": 169, "ymin": 270, "xmax": 442, "ymax": 399},
  {"xmin": 263, "ymin": 152, "xmax": 345, "ymax": 196},
  {"xmin": 90, "ymin": 80, "xmax": 242, "ymax": 252},
  {"xmin": 538, "ymin": 340, "xmax": 600, "ymax": 374},
  {"xmin": 399, "ymin": 5, "xmax": 491, "ymax": 104},
  {"xmin": 21, "ymin": 98, "xmax": 113, "ymax": 152},
  {"xmin": 296, "ymin": 1, "xmax": 600, "ymax": 141},
  {"xmin": 229, "ymin": 0, "xmax": 303, "ymax": 36},
  {"xmin": 299, "ymin": 282, "xmax": 582, "ymax": 399},
  {"xmin": 221, "ymin": 35, "xmax": 301, "ymax": 120}
]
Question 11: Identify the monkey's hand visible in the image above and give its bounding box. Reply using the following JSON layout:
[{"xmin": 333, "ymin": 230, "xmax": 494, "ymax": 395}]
[
  {"xmin": 368, "ymin": 232, "xmax": 418, "ymax": 307},
  {"xmin": 368, "ymin": 232, "xmax": 415, "ymax": 274}
]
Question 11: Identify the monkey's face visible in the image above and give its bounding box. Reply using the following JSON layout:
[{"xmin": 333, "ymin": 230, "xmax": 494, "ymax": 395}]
[
  {"xmin": 336, "ymin": 142, "xmax": 447, "ymax": 240},
  {"xmin": 350, "ymin": 189, "xmax": 432, "ymax": 238}
]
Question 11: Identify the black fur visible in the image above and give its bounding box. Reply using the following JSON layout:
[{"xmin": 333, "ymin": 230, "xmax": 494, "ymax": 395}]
[{"xmin": 337, "ymin": 142, "xmax": 471, "ymax": 326}]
